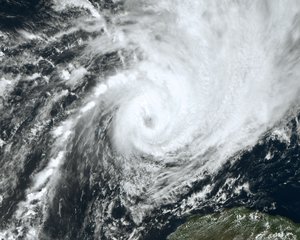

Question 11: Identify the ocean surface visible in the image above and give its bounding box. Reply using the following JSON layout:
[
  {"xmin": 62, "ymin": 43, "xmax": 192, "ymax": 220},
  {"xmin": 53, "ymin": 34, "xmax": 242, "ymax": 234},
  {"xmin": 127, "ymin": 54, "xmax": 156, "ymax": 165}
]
[{"xmin": 1, "ymin": 1, "xmax": 300, "ymax": 239}]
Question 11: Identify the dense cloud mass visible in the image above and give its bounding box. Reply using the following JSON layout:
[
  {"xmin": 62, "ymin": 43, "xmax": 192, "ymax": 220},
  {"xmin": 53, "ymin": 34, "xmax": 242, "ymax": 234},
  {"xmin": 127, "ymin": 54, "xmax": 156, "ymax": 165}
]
[{"xmin": 1, "ymin": 1, "xmax": 300, "ymax": 239}]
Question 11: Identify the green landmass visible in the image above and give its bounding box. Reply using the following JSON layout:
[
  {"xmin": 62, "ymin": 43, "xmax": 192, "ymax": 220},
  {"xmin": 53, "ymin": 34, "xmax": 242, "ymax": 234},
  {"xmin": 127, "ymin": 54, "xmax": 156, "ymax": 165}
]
[{"xmin": 168, "ymin": 208, "xmax": 300, "ymax": 240}]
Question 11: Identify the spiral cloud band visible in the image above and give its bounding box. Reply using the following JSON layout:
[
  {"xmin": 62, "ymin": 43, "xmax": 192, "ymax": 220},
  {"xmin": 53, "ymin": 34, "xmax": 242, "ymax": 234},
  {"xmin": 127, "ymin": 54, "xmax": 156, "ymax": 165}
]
[
  {"xmin": 100, "ymin": 1, "xmax": 300, "ymax": 161},
  {"xmin": 79, "ymin": 0, "xmax": 300, "ymax": 209},
  {"xmin": 2, "ymin": 1, "xmax": 300, "ymax": 239}
]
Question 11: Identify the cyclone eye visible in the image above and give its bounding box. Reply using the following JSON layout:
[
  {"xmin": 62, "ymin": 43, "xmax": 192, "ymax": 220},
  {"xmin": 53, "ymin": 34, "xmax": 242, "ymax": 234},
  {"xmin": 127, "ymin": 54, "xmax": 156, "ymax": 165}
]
[{"xmin": 143, "ymin": 115, "xmax": 154, "ymax": 128}]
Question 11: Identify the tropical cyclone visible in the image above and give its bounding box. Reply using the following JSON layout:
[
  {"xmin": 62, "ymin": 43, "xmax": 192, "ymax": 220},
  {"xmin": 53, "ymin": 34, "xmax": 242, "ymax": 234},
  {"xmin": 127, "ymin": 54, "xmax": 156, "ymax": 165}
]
[{"xmin": 1, "ymin": 1, "xmax": 300, "ymax": 239}]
